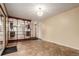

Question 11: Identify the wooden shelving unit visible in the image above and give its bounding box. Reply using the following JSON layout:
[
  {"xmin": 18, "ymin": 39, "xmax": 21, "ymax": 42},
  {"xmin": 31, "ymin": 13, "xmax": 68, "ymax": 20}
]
[{"xmin": 8, "ymin": 18, "xmax": 31, "ymax": 41}]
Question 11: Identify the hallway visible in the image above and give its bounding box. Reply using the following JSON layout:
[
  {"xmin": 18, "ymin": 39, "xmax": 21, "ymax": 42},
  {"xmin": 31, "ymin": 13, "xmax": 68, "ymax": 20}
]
[{"xmin": 4, "ymin": 40, "xmax": 79, "ymax": 56}]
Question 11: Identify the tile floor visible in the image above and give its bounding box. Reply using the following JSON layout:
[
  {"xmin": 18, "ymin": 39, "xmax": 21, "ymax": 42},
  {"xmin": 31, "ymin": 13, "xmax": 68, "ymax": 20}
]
[{"xmin": 3, "ymin": 40, "xmax": 79, "ymax": 56}]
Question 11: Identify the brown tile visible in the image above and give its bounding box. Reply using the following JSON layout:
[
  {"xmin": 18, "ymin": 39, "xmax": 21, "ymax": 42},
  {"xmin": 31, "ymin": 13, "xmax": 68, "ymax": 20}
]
[{"xmin": 4, "ymin": 40, "xmax": 79, "ymax": 56}]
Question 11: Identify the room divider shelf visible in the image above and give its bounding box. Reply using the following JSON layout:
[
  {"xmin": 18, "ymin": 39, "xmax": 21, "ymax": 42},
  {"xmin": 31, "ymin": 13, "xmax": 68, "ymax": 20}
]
[{"xmin": 8, "ymin": 18, "xmax": 31, "ymax": 40}]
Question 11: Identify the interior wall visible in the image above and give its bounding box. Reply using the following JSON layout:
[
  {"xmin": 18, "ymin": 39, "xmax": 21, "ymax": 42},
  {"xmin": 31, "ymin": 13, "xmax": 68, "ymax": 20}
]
[
  {"xmin": 31, "ymin": 21, "xmax": 39, "ymax": 38},
  {"xmin": 31, "ymin": 21, "xmax": 35, "ymax": 37},
  {"xmin": 41, "ymin": 7, "xmax": 79, "ymax": 50}
]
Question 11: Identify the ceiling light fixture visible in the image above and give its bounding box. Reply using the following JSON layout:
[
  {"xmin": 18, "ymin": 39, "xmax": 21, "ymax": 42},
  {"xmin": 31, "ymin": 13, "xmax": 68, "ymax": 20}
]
[
  {"xmin": 37, "ymin": 8, "xmax": 43, "ymax": 16},
  {"xmin": 35, "ymin": 5, "xmax": 45, "ymax": 16}
]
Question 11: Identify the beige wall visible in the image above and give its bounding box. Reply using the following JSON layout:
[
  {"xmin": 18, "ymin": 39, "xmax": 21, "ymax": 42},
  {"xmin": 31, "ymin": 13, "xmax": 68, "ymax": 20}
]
[{"xmin": 41, "ymin": 7, "xmax": 79, "ymax": 50}]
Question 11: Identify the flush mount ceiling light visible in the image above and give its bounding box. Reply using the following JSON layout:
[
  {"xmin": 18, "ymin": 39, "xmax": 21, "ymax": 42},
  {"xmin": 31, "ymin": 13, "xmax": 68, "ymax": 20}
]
[{"xmin": 35, "ymin": 5, "xmax": 45, "ymax": 16}]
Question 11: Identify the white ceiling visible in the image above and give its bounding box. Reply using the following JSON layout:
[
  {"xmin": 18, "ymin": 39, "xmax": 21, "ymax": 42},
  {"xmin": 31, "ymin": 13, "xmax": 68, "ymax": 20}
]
[{"xmin": 5, "ymin": 3, "xmax": 79, "ymax": 21}]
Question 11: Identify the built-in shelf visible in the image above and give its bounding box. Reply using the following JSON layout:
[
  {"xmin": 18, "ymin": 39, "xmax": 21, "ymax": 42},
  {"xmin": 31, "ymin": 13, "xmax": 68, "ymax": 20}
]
[{"xmin": 8, "ymin": 18, "xmax": 31, "ymax": 40}]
